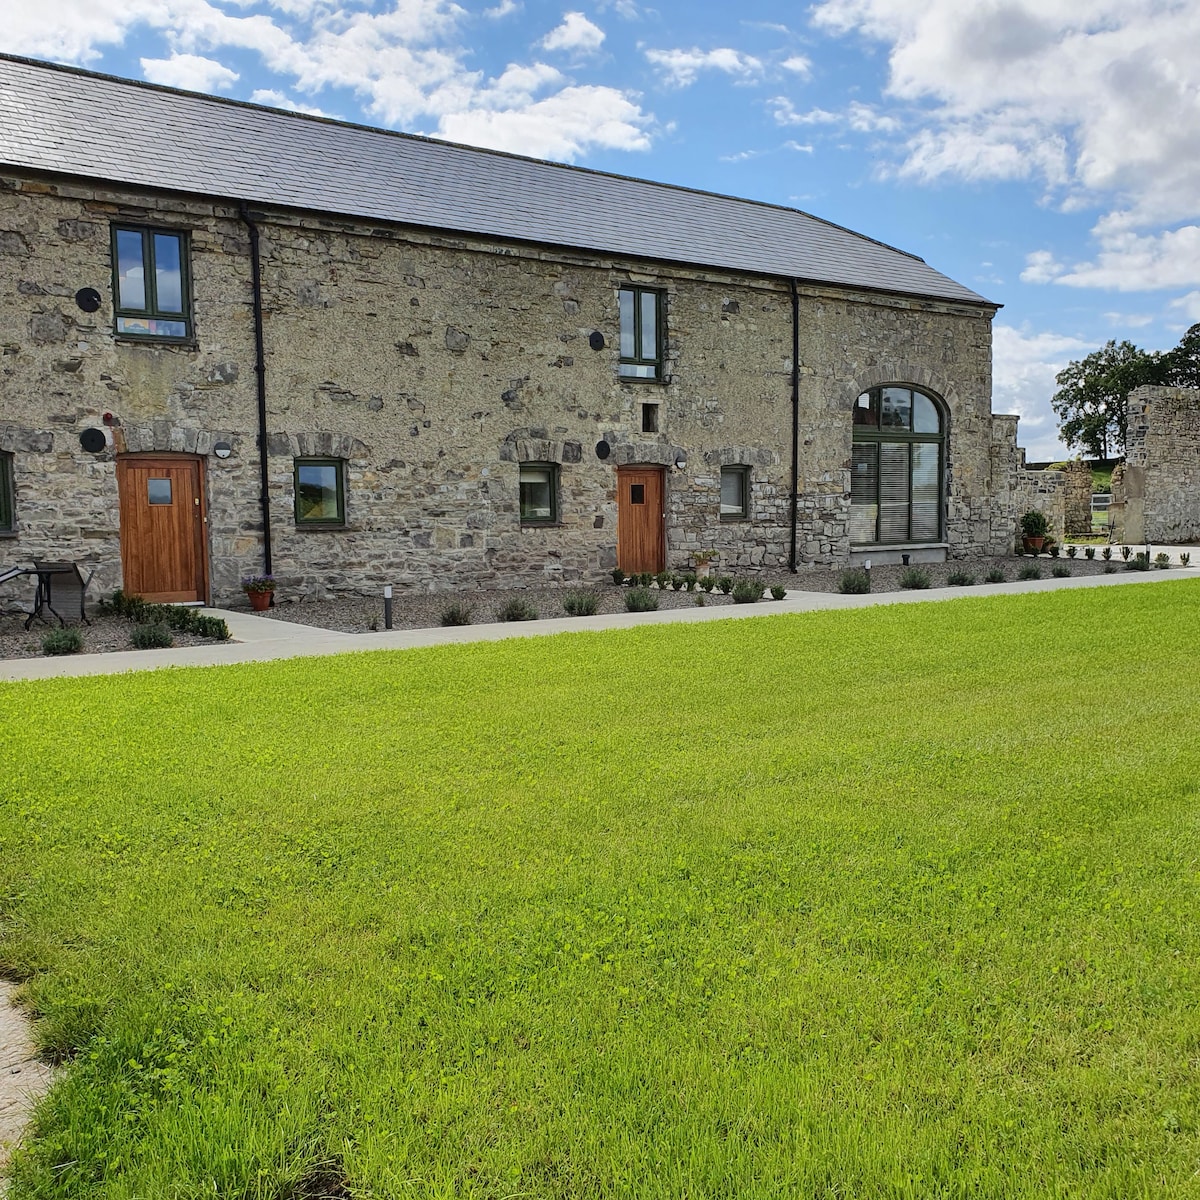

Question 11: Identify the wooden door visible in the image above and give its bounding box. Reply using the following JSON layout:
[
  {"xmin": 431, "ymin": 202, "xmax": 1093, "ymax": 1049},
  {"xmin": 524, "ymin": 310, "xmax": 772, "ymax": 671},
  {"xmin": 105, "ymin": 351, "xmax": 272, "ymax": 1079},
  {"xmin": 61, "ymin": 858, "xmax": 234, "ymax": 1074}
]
[
  {"xmin": 617, "ymin": 466, "xmax": 665, "ymax": 574},
  {"xmin": 117, "ymin": 455, "xmax": 209, "ymax": 602}
]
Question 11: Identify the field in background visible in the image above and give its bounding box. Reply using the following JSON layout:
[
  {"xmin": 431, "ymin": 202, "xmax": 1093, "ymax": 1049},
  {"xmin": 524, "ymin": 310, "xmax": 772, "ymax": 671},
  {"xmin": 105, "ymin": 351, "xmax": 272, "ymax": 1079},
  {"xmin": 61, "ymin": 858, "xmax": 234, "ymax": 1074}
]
[{"xmin": 2, "ymin": 581, "xmax": 1199, "ymax": 1198}]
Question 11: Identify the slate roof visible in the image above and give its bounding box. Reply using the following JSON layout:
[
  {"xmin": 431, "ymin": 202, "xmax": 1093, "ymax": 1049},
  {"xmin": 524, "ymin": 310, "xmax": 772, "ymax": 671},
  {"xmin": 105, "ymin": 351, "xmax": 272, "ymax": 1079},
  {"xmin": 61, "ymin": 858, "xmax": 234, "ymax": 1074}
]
[{"xmin": 0, "ymin": 54, "xmax": 994, "ymax": 308}]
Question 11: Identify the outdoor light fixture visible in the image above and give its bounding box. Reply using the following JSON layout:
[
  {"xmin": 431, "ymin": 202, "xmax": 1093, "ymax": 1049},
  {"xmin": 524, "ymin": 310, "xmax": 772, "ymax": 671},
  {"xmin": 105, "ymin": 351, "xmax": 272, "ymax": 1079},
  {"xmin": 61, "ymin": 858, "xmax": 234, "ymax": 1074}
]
[
  {"xmin": 214, "ymin": 441, "xmax": 232, "ymax": 459},
  {"xmin": 384, "ymin": 585, "xmax": 393, "ymax": 630},
  {"xmin": 674, "ymin": 453, "xmax": 687, "ymax": 470}
]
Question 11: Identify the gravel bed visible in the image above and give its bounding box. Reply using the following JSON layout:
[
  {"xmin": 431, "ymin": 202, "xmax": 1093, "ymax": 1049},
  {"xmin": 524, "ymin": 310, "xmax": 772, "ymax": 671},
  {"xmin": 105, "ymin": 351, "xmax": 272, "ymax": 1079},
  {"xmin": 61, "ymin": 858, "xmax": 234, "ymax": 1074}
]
[
  {"xmin": 0, "ymin": 609, "xmax": 218, "ymax": 661},
  {"xmin": 259, "ymin": 555, "xmax": 1122, "ymax": 635}
]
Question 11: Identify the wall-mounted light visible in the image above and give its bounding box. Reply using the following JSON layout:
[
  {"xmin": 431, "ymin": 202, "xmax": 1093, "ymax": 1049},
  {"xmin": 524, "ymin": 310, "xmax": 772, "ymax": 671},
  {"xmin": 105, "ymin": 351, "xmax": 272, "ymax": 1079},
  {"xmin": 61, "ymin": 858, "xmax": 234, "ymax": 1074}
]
[
  {"xmin": 214, "ymin": 441, "xmax": 232, "ymax": 459},
  {"xmin": 674, "ymin": 452, "xmax": 687, "ymax": 470}
]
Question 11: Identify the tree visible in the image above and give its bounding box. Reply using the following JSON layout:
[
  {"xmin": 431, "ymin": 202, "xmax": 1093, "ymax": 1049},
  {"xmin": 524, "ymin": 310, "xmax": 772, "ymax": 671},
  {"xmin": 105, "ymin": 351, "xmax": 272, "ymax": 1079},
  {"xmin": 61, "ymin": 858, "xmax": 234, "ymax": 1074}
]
[
  {"xmin": 1164, "ymin": 322, "xmax": 1200, "ymax": 388},
  {"xmin": 1051, "ymin": 340, "xmax": 1170, "ymax": 459}
]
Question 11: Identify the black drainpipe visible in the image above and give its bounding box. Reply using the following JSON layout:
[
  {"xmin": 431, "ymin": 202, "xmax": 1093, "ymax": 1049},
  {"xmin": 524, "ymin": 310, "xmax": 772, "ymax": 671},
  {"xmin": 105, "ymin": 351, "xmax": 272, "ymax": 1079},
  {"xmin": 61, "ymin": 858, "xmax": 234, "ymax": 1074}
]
[
  {"xmin": 788, "ymin": 277, "xmax": 800, "ymax": 573},
  {"xmin": 238, "ymin": 203, "xmax": 273, "ymax": 581}
]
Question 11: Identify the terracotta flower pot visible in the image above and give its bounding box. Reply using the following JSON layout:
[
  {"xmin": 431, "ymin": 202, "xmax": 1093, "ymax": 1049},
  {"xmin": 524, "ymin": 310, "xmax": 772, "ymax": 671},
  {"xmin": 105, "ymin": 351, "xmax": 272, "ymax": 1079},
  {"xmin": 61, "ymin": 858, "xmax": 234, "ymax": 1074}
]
[
  {"xmin": 1023, "ymin": 536, "xmax": 1045, "ymax": 553},
  {"xmin": 247, "ymin": 590, "xmax": 272, "ymax": 611}
]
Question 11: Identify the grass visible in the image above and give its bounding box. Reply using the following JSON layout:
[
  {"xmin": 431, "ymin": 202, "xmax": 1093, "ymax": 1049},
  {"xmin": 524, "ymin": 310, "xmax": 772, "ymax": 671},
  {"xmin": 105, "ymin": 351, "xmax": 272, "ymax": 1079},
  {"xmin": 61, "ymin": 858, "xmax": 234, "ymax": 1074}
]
[{"xmin": 2, "ymin": 582, "xmax": 1200, "ymax": 1198}]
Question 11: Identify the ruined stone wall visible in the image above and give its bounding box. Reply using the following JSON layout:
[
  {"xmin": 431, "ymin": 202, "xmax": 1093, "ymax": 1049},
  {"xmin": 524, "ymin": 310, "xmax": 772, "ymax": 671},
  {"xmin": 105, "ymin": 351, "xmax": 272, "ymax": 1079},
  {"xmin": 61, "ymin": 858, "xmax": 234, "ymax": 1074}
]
[
  {"xmin": 1111, "ymin": 386, "xmax": 1200, "ymax": 544},
  {"xmin": 1, "ymin": 170, "xmax": 997, "ymax": 603},
  {"xmin": 988, "ymin": 414, "xmax": 1068, "ymax": 548},
  {"xmin": 1062, "ymin": 459, "xmax": 1093, "ymax": 537}
]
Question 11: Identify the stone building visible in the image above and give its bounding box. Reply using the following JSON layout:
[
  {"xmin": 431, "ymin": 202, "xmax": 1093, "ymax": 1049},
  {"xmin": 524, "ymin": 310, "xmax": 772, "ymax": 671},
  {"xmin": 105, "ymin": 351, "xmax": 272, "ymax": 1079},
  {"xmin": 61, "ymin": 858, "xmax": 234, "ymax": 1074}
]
[
  {"xmin": 1, "ymin": 54, "xmax": 1039, "ymax": 604},
  {"xmin": 1110, "ymin": 385, "xmax": 1200, "ymax": 545}
]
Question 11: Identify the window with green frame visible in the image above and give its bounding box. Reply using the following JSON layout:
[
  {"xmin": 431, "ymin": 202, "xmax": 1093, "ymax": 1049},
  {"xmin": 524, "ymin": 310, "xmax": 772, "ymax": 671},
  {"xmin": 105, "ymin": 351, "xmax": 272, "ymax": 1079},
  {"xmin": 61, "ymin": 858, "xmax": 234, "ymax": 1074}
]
[
  {"xmin": 112, "ymin": 225, "xmax": 192, "ymax": 339},
  {"xmin": 294, "ymin": 458, "xmax": 345, "ymax": 526},
  {"xmin": 0, "ymin": 453, "xmax": 13, "ymax": 534},
  {"xmin": 519, "ymin": 463, "xmax": 558, "ymax": 525},
  {"xmin": 618, "ymin": 286, "xmax": 663, "ymax": 380},
  {"xmin": 850, "ymin": 386, "xmax": 945, "ymax": 544}
]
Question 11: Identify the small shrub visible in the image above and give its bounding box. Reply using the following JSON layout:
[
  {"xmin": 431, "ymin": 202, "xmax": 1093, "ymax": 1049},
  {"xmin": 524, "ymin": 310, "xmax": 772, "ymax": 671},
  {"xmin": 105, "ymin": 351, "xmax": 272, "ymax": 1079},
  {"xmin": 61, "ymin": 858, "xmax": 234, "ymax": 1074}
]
[
  {"xmin": 984, "ymin": 567, "xmax": 1006, "ymax": 583},
  {"xmin": 731, "ymin": 578, "xmax": 766, "ymax": 604},
  {"xmin": 1018, "ymin": 565, "xmax": 1042, "ymax": 581},
  {"xmin": 716, "ymin": 576, "xmax": 734, "ymax": 595},
  {"xmin": 947, "ymin": 570, "xmax": 975, "ymax": 587},
  {"xmin": 42, "ymin": 627, "xmax": 83, "ymax": 656},
  {"xmin": 770, "ymin": 584, "xmax": 786, "ymax": 601},
  {"xmin": 654, "ymin": 571, "xmax": 671, "ymax": 590},
  {"xmin": 625, "ymin": 587, "xmax": 659, "ymax": 612},
  {"xmin": 1154, "ymin": 552, "xmax": 1171, "ymax": 569},
  {"xmin": 698, "ymin": 576, "xmax": 715, "ymax": 593},
  {"xmin": 562, "ymin": 590, "xmax": 599, "ymax": 617},
  {"xmin": 192, "ymin": 615, "xmax": 230, "ymax": 640},
  {"xmin": 899, "ymin": 567, "xmax": 931, "ymax": 590},
  {"xmin": 1052, "ymin": 565, "xmax": 1071, "ymax": 578},
  {"xmin": 1102, "ymin": 546, "xmax": 1113, "ymax": 561},
  {"xmin": 1084, "ymin": 547, "xmax": 1095, "ymax": 560},
  {"xmin": 838, "ymin": 568, "xmax": 871, "ymax": 595},
  {"xmin": 1127, "ymin": 552, "xmax": 1150, "ymax": 572},
  {"xmin": 683, "ymin": 573, "xmax": 698, "ymax": 592},
  {"xmin": 610, "ymin": 568, "xmax": 625, "ymax": 585},
  {"xmin": 694, "ymin": 594, "xmax": 707, "ymax": 607},
  {"xmin": 1104, "ymin": 564, "xmax": 1118, "ymax": 574},
  {"xmin": 1182, "ymin": 552, "xmax": 1191, "ymax": 567},
  {"xmin": 637, "ymin": 572, "xmax": 654, "ymax": 588},
  {"xmin": 1121, "ymin": 544, "xmax": 1132, "ymax": 561},
  {"xmin": 131, "ymin": 622, "xmax": 173, "ymax": 650},
  {"xmin": 498, "ymin": 597, "xmax": 538, "ymax": 622},
  {"xmin": 1066, "ymin": 545, "xmax": 1077, "ymax": 559},
  {"xmin": 1020, "ymin": 509, "xmax": 1049, "ymax": 539},
  {"xmin": 439, "ymin": 601, "xmax": 473, "ymax": 626},
  {"xmin": 670, "ymin": 574, "xmax": 685, "ymax": 591}
]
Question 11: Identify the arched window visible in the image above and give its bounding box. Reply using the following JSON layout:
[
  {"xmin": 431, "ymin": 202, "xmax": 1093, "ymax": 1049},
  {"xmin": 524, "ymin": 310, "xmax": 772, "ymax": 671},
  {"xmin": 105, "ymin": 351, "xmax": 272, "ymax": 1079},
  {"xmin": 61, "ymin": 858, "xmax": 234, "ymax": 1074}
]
[{"xmin": 850, "ymin": 386, "xmax": 944, "ymax": 545}]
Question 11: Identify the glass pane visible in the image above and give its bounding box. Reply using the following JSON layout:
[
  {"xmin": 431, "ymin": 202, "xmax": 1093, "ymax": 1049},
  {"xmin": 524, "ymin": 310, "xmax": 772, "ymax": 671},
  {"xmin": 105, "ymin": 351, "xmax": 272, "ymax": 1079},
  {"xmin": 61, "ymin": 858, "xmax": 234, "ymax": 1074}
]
[
  {"xmin": 619, "ymin": 362, "xmax": 656, "ymax": 378},
  {"xmin": 720, "ymin": 469, "xmax": 745, "ymax": 516},
  {"xmin": 639, "ymin": 291, "xmax": 658, "ymax": 361},
  {"xmin": 297, "ymin": 462, "xmax": 341, "ymax": 521},
  {"xmin": 630, "ymin": 483, "xmax": 645, "ymax": 505},
  {"xmin": 852, "ymin": 392, "xmax": 878, "ymax": 427},
  {"xmin": 881, "ymin": 388, "xmax": 912, "ymax": 430},
  {"xmin": 641, "ymin": 404, "xmax": 658, "ymax": 433},
  {"xmin": 116, "ymin": 229, "xmax": 146, "ymax": 310},
  {"xmin": 519, "ymin": 466, "xmax": 553, "ymax": 520},
  {"xmin": 147, "ymin": 478, "xmax": 172, "ymax": 505},
  {"xmin": 913, "ymin": 391, "xmax": 940, "ymax": 434},
  {"xmin": 849, "ymin": 443, "xmax": 877, "ymax": 543},
  {"xmin": 619, "ymin": 289, "xmax": 635, "ymax": 358},
  {"xmin": 878, "ymin": 442, "xmax": 910, "ymax": 543},
  {"xmin": 911, "ymin": 442, "xmax": 940, "ymax": 540},
  {"xmin": 153, "ymin": 233, "xmax": 184, "ymax": 313},
  {"xmin": 0, "ymin": 457, "xmax": 11, "ymax": 531}
]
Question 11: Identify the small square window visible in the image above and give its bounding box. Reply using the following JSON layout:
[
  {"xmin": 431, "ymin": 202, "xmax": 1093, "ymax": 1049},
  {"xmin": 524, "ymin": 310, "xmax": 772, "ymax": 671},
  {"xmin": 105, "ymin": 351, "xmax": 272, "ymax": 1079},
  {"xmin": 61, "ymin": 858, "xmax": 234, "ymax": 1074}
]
[
  {"xmin": 112, "ymin": 226, "xmax": 192, "ymax": 340},
  {"xmin": 295, "ymin": 458, "xmax": 346, "ymax": 525},
  {"xmin": 147, "ymin": 478, "xmax": 173, "ymax": 505},
  {"xmin": 520, "ymin": 463, "xmax": 558, "ymax": 524},
  {"xmin": 720, "ymin": 466, "xmax": 749, "ymax": 520},
  {"xmin": 641, "ymin": 403, "xmax": 659, "ymax": 434},
  {"xmin": 0, "ymin": 453, "xmax": 14, "ymax": 533},
  {"xmin": 619, "ymin": 286, "xmax": 663, "ymax": 381}
]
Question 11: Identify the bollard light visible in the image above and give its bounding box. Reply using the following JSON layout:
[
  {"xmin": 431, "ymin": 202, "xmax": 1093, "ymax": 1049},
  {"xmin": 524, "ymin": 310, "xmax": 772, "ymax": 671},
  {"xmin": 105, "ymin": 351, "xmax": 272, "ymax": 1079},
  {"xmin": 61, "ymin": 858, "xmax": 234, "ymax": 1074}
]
[{"xmin": 383, "ymin": 585, "xmax": 393, "ymax": 630}]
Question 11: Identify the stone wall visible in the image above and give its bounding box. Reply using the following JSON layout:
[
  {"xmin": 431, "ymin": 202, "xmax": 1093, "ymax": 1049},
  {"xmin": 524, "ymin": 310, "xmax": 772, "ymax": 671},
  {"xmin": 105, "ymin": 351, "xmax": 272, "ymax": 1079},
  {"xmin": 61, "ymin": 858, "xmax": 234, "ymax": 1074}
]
[
  {"xmin": 1062, "ymin": 459, "xmax": 1094, "ymax": 538},
  {"xmin": 1, "ymin": 169, "xmax": 999, "ymax": 604},
  {"xmin": 1110, "ymin": 386, "xmax": 1200, "ymax": 544},
  {"xmin": 987, "ymin": 414, "xmax": 1068, "ymax": 549}
]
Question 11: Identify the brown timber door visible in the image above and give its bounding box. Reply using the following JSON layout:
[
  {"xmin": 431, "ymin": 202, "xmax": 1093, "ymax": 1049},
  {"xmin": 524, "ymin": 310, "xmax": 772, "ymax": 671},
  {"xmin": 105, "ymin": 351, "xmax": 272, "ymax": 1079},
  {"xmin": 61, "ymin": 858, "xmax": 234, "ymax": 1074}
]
[
  {"xmin": 617, "ymin": 466, "xmax": 665, "ymax": 574},
  {"xmin": 117, "ymin": 455, "xmax": 209, "ymax": 602}
]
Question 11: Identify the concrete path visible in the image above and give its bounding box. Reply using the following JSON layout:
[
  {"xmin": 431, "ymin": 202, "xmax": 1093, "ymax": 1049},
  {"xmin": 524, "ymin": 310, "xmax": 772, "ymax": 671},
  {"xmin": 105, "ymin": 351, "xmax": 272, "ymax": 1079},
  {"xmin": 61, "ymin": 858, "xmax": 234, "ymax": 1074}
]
[
  {"xmin": 1, "ymin": 566, "xmax": 1196, "ymax": 683},
  {"xmin": 0, "ymin": 982, "xmax": 54, "ymax": 1190}
]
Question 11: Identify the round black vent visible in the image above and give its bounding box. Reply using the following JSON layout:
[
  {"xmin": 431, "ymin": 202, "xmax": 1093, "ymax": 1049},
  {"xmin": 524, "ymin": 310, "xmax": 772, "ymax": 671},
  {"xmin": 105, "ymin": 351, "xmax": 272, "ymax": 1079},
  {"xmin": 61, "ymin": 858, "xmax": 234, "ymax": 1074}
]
[
  {"xmin": 589, "ymin": 331, "xmax": 605, "ymax": 351},
  {"xmin": 80, "ymin": 428, "xmax": 106, "ymax": 453},
  {"xmin": 595, "ymin": 440, "xmax": 611, "ymax": 460},
  {"xmin": 75, "ymin": 287, "xmax": 102, "ymax": 313}
]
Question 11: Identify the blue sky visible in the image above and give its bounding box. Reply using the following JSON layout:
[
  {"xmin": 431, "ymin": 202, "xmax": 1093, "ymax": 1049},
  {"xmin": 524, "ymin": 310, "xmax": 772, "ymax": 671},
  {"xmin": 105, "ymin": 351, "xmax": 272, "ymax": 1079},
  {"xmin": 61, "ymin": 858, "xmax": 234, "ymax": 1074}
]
[{"xmin": 8, "ymin": 0, "xmax": 1200, "ymax": 459}]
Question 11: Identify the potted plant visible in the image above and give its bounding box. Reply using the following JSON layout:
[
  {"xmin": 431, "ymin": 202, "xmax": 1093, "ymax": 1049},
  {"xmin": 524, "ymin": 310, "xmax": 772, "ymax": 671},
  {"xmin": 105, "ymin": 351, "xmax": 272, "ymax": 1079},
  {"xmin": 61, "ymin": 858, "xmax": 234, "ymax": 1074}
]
[
  {"xmin": 692, "ymin": 549, "xmax": 718, "ymax": 578},
  {"xmin": 241, "ymin": 573, "xmax": 276, "ymax": 611},
  {"xmin": 1020, "ymin": 509, "xmax": 1049, "ymax": 553}
]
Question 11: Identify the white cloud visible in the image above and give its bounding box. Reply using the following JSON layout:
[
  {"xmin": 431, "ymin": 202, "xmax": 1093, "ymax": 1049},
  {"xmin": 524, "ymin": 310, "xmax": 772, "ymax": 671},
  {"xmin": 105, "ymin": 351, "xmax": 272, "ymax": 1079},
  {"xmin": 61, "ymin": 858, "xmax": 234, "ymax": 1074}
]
[
  {"xmin": 140, "ymin": 52, "xmax": 238, "ymax": 91},
  {"xmin": 484, "ymin": 0, "xmax": 520, "ymax": 16},
  {"xmin": 1169, "ymin": 292, "xmax": 1200, "ymax": 323},
  {"xmin": 1102, "ymin": 311, "xmax": 1155, "ymax": 329},
  {"xmin": 809, "ymin": 0, "xmax": 1200, "ymax": 293},
  {"xmin": 1023, "ymin": 224, "xmax": 1200, "ymax": 291},
  {"xmin": 780, "ymin": 54, "xmax": 810, "ymax": 75},
  {"xmin": 248, "ymin": 87, "xmax": 329, "ymax": 116},
  {"xmin": 771, "ymin": 96, "xmax": 897, "ymax": 134},
  {"xmin": 541, "ymin": 11, "xmax": 605, "ymax": 54},
  {"xmin": 1, "ymin": 0, "xmax": 652, "ymax": 166},
  {"xmin": 645, "ymin": 46, "xmax": 763, "ymax": 88},
  {"xmin": 992, "ymin": 324, "xmax": 1092, "ymax": 459}
]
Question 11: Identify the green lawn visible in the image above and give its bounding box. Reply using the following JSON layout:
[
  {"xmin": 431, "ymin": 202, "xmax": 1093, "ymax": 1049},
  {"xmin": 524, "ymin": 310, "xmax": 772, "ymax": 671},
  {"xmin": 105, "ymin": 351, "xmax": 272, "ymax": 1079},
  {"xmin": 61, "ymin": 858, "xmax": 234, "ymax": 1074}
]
[{"xmin": 2, "ymin": 582, "xmax": 1199, "ymax": 1199}]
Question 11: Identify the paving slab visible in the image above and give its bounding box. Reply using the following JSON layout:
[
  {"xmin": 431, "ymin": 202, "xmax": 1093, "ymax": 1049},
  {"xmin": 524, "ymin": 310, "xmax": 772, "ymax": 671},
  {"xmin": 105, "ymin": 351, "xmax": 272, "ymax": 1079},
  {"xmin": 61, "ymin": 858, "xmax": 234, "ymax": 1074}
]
[{"xmin": 0, "ymin": 567, "xmax": 1195, "ymax": 683}]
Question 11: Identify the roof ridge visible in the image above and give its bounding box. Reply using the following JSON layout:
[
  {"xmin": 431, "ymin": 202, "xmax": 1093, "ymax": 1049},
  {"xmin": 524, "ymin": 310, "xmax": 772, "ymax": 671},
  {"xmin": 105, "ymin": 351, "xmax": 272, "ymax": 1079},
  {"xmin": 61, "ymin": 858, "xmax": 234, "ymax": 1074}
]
[{"xmin": 0, "ymin": 51, "xmax": 929, "ymax": 268}]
